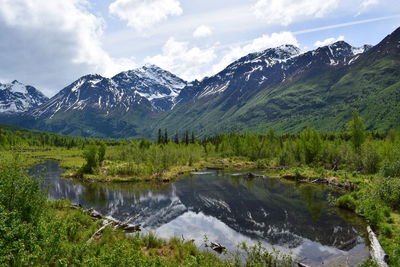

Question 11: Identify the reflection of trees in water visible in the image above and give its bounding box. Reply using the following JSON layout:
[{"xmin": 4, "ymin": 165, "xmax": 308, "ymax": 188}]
[
  {"xmin": 83, "ymin": 184, "xmax": 108, "ymax": 208},
  {"xmin": 298, "ymin": 184, "xmax": 325, "ymax": 220}
]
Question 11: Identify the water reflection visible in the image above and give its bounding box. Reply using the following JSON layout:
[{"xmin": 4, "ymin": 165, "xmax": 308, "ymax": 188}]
[{"xmin": 30, "ymin": 160, "xmax": 370, "ymax": 266}]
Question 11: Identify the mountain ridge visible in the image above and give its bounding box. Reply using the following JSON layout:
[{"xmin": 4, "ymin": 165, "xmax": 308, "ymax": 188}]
[{"xmin": 1, "ymin": 26, "xmax": 399, "ymax": 138}]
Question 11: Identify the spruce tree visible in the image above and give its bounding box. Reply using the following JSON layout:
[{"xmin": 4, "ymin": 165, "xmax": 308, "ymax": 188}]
[
  {"xmin": 191, "ymin": 132, "xmax": 195, "ymax": 144},
  {"xmin": 184, "ymin": 131, "xmax": 189, "ymax": 145},
  {"xmin": 174, "ymin": 131, "xmax": 179, "ymax": 144},
  {"xmin": 164, "ymin": 129, "xmax": 169, "ymax": 144},
  {"xmin": 157, "ymin": 129, "xmax": 163, "ymax": 144}
]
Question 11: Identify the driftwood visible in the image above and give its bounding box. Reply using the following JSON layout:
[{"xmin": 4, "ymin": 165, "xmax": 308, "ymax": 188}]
[
  {"xmin": 210, "ymin": 242, "xmax": 226, "ymax": 253},
  {"xmin": 13, "ymin": 148, "xmax": 51, "ymax": 152},
  {"xmin": 337, "ymin": 236, "xmax": 358, "ymax": 250},
  {"xmin": 246, "ymin": 172, "xmax": 268, "ymax": 179},
  {"xmin": 71, "ymin": 204, "xmax": 141, "ymax": 239},
  {"xmin": 367, "ymin": 226, "xmax": 389, "ymax": 267},
  {"xmin": 87, "ymin": 222, "xmax": 113, "ymax": 243},
  {"xmin": 206, "ymin": 166, "xmax": 224, "ymax": 170}
]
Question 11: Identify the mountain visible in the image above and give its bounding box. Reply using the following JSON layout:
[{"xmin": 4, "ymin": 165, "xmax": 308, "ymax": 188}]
[
  {"xmin": 0, "ymin": 80, "xmax": 48, "ymax": 113},
  {"xmin": 31, "ymin": 74, "xmax": 151, "ymax": 119},
  {"xmin": 1, "ymin": 27, "xmax": 399, "ymax": 138},
  {"xmin": 112, "ymin": 64, "xmax": 186, "ymax": 111},
  {"xmin": 18, "ymin": 65, "xmax": 186, "ymax": 137},
  {"xmin": 24, "ymin": 74, "xmax": 155, "ymax": 137},
  {"xmin": 176, "ymin": 42, "xmax": 370, "ymax": 106},
  {"xmin": 153, "ymin": 40, "xmax": 378, "ymax": 136}
]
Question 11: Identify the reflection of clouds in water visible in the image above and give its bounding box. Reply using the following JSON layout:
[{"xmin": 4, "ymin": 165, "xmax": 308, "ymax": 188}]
[
  {"xmin": 149, "ymin": 211, "xmax": 369, "ymax": 264},
  {"xmin": 138, "ymin": 197, "xmax": 187, "ymax": 228},
  {"xmin": 153, "ymin": 211, "xmax": 258, "ymax": 250},
  {"xmin": 35, "ymin": 161, "xmax": 370, "ymax": 265}
]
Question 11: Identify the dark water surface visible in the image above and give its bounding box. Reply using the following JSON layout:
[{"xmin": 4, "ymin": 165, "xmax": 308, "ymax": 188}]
[{"xmin": 30, "ymin": 160, "xmax": 370, "ymax": 266}]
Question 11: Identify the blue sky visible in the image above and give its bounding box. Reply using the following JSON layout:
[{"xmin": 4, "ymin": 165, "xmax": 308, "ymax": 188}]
[{"xmin": 0, "ymin": 0, "xmax": 399, "ymax": 96}]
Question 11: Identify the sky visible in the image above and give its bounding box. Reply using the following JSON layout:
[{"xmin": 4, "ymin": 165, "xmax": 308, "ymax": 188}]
[{"xmin": 0, "ymin": 0, "xmax": 399, "ymax": 96}]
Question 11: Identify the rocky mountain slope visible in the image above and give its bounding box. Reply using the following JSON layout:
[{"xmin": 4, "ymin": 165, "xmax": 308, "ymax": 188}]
[{"xmin": 0, "ymin": 80, "xmax": 48, "ymax": 113}]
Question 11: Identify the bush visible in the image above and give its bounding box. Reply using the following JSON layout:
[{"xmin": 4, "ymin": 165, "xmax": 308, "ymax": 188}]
[
  {"xmin": 0, "ymin": 155, "xmax": 46, "ymax": 265},
  {"xmin": 82, "ymin": 145, "xmax": 99, "ymax": 174},
  {"xmin": 336, "ymin": 194, "xmax": 357, "ymax": 211},
  {"xmin": 373, "ymin": 177, "xmax": 400, "ymax": 210},
  {"xmin": 381, "ymin": 159, "xmax": 400, "ymax": 178},
  {"xmin": 361, "ymin": 141, "xmax": 381, "ymax": 174}
]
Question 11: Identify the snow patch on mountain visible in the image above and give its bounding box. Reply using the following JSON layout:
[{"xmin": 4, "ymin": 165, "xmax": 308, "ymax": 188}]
[
  {"xmin": 0, "ymin": 80, "xmax": 48, "ymax": 113},
  {"xmin": 112, "ymin": 64, "xmax": 187, "ymax": 111}
]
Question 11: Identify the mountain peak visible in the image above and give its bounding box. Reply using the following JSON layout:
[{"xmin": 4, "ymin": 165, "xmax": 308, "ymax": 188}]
[
  {"xmin": 112, "ymin": 65, "xmax": 187, "ymax": 111},
  {"xmin": 0, "ymin": 80, "xmax": 48, "ymax": 113},
  {"xmin": 142, "ymin": 63, "xmax": 162, "ymax": 70}
]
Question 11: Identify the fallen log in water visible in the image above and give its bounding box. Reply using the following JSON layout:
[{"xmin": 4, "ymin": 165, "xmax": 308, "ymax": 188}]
[
  {"xmin": 337, "ymin": 236, "xmax": 358, "ymax": 250},
  {"xmin": 367, "ymin": 226, "xmax": 389, "ymax": 267},
  {"xmin": 71, "ymin": 204, "xmax": 141, "ymax": 237},
  {"xmin": 246, "ymin": 172, "xmax": 269, "ymax": 179},
  {"xmin": 210, "ymin": 242, "xmax": 226, "ymax": 253}
]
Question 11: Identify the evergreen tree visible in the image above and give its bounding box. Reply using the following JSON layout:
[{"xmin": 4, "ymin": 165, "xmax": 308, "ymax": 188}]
[
  {"xmin": 191, "ymin": 132, "xmax": 195, "ymax": 144},
  {"xmin": 164, "ymin": 129, "xmax": 169, "ymax": 144},
  {"xmin": 174, "ymin": 131, "xmax": 179, "ymax": 144},
  {"xmin": 184, "ymin": 131, "xmax": 189, "ymax": 145},
  {"xmin": 157, "ymin": 129, "xmax": 163, "ymax": 144}
]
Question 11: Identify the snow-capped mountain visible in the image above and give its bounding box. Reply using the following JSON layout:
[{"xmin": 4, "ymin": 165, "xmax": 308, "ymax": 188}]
[
  {"xmin": 31, "ymin": 74, "xmax": 151, "ymax": 119},
  {"xmin": 112, "ymin": 64, "xmax": 187, "ymax": 111},
  {"xmin": 176, "ymin": 44, "xmax": 302, "ymax": 104},
  {"xmin": 176, "ymin": 41, "xmax": 369, "ymax": 106},
  {"xmin": 30, "ymin": 65, "xmax": 186, "ymax": 119},
  {"xmin": 0, "ymin": 80, "xmax": 48, "ymax": 113}
]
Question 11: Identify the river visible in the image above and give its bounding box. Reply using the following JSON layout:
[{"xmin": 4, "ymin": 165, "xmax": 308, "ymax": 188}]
[{"xmin": 29, "ymin": 160, "xmax": 370, "ymax": 266}]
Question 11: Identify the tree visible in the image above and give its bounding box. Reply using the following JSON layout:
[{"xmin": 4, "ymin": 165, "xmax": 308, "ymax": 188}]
[
  {"xmin": 164, "ymin": 129, "xmax": 169, "ymax": 144},
  {"xmin": 157, "ymin": 129, "xmax": 163, "ymax": 144},
  {"xmin": 98, "ymin": 142, "xmax": 106, "ymax": 165},
  {"xmin": 184, "ymin": 131, "xmax": 189, "ymax": 145},
  {"xmin": 348, "ymin": 112, "xmax": 366, "ymax": 151},
  {"xmin": 174, "ymin": 131, "xmax": 179, "ymax": 144},
  {"xmin": 191, "ymin": 132, "xmax": 195, "ymax": 144},
  {"xmin": 82, "ymin": 146, "xmax": 98, "ymax": 174}
]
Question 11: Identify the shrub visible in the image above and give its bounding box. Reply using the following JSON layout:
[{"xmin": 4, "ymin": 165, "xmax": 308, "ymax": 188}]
[
  {"xmin": 82, "ymin": 145, "xmax": 99, "ymax": 174},
  {"xmin": 336, "ymin": 194, "xmax": 357, "ymax": 211}
]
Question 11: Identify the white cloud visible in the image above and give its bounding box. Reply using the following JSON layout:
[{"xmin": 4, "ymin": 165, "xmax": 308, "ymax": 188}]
[
  {"xmin": 361, "ymin": 0, "xmax": 379, "ymax": 8},
  {"xmin": 0, "ymin": 0, "xmax": 133, "ymax": 96},
  {"xmin": 109, "ymin": 0, "xmax": 182, "ymax": 31},
  {"xmin": 314, "ymin": 35, "xmax": 345, "ymax": 47},
  {"xmin": 145, "ymin": 38, "xmax": 216, "ymax": 81},
  {"xmin": 212, "ymin": 32, "xmax": 299, "ymax": 74},
  {"xmin": 145, "ymin": 32, "xmax": 298, "ymax": 82},
  {"xmin": 252, "ymin": 0, "xmax": 339, "ymax": 25},
  {"xmin": 193, "ymin": 25, "xmax": 213, "ymax": 38}
]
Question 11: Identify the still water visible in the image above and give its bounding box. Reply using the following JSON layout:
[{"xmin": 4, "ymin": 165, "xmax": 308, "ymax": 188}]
[{"xmin": 30, "ymin": 160, "xmax": 370, "ymax": 266}]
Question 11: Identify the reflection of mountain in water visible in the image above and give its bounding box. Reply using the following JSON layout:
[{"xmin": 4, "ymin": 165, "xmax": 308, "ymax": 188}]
[{"xmin": 32, "ymin": 161, "xmax": 364, "ymax": 252}]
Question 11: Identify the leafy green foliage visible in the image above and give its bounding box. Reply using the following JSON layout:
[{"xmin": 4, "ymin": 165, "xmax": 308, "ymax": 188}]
[{"xmin": 348, "ymin": 113, "xmax": 366, "ymax": 151}]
